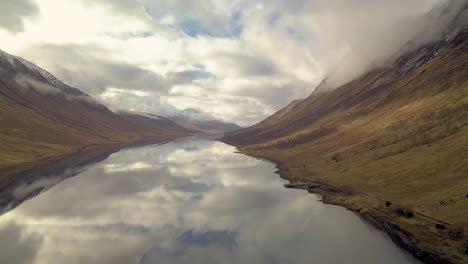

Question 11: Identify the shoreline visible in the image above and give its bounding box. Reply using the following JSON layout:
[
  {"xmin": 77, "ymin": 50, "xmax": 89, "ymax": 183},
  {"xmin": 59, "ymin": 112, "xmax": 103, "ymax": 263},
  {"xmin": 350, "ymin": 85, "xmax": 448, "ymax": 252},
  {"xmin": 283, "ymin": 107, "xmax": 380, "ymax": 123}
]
[
  {"xmin": 0, "ymin": 135, "xmax": 196, "ymax": 215},
  {"xmin": 231, "ymin": 146, "xmax": 465, "ymax": 264},
  {"xmin": 1, "ymin": 137, "xmax": 465, "ymax": 263},
  {"xmin": 0, "ymin": 135, "xmax": 187, "ymax": 192}
]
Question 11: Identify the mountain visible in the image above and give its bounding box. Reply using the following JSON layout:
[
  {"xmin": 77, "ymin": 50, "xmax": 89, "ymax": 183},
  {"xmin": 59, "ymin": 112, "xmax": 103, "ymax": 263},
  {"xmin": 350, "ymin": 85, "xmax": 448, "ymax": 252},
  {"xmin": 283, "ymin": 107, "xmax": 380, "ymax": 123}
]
[
  {"xmin": 223, "ymin": 3, "xmax": 468, "ymax": 264},
  {"xmin": 169, "ymin": 108, "xmax": 241, "ymax": 133},
  {"xmin": 0, "ymin": 49, "xmax": 193, "ymax": 182}
]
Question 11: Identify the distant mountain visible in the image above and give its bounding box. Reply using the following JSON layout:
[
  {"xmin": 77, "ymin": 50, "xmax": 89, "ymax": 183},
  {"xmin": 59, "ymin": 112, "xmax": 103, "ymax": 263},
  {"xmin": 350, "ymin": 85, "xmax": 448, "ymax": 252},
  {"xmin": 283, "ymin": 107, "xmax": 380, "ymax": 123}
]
[
  {"xmin": 0, "ymin": 49, "xmax": 192, "ymax": 179},
  {"xmin": 171, "ymin": 108, "xmax": 210, "ymax": 122},
  {"xmin": 223, "ymin": 2, "xmax": 468, "ymax": 263},
  {"xmin": 169, "ymin": 108, "xmax": 241, "ymax": 133}
]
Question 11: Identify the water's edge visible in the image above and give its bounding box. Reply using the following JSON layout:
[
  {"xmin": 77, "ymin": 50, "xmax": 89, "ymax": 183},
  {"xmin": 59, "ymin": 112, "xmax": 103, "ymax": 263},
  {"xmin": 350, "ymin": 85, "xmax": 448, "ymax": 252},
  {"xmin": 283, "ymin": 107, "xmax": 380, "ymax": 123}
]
[
  {"xmin": 0, "ymin": 138, "xmax": 440, "ymax": 263},
  {"xmin": 232, "ymin": 148, "xmax": 451, "ymax": 264},
  {"xmin": 0, "ymin": 139, "xmax": 172, "ymax": 215}
]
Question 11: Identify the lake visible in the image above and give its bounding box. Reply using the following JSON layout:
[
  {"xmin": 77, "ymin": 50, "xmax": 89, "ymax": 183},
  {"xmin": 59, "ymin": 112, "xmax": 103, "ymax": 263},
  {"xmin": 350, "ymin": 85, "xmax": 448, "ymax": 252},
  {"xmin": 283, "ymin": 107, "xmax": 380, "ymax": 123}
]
[{"xmin": 0, "ymin": 138, "xmax": 420, "ymax": 264}]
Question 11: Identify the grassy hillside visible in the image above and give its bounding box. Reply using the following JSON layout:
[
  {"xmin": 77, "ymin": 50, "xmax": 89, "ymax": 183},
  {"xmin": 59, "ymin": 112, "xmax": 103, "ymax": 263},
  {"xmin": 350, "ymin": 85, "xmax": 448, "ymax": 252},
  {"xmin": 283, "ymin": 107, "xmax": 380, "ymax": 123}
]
[
  {"xmin": 224, "ymin": 31, "xmax": 468, "ymax": 263},
  {"xmin": 0, "ymin": 54, "xmax": 193, "ymax": 183}
]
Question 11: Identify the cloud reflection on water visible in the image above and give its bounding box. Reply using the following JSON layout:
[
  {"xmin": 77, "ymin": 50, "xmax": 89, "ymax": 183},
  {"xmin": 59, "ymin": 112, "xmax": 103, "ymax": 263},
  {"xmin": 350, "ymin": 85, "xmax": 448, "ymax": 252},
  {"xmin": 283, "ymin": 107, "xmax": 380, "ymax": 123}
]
[{"xmin": 0, "ymin": 140, "xmax": 419, "ymax": 264}]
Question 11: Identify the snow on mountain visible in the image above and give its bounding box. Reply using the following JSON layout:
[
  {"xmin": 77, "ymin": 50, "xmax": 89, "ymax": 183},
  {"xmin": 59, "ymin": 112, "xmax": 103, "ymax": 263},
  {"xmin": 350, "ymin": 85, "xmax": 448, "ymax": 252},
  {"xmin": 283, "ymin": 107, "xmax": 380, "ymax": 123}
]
[
  {"xmin": 0, "ymin": 49, "xmax": 86, "ymax": 96},
  {"xmin": 168, "ymin": 108, "xmax": 241, "ymax": 132},
  {"xmin": 1, "ymin": 49, "xmax": 57, "ymax": 83},
  {"xmin": 15, "ymin": 57, "xmax": 62, "ymax": 86},
  {"xmin": 170, "ymin": 108, "xmax": 216, "ymax": 122},
  {"xmin": 0, "ymin": 49, "xmax": 16, "ymax": 66}
]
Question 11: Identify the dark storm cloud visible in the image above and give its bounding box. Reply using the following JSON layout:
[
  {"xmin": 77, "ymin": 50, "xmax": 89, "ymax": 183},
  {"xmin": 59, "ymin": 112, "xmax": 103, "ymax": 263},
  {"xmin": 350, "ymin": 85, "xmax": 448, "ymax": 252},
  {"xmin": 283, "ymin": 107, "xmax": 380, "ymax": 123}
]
[{"xmin": 0, "ymin": 0, "xmax": 38, "ymax": 32}]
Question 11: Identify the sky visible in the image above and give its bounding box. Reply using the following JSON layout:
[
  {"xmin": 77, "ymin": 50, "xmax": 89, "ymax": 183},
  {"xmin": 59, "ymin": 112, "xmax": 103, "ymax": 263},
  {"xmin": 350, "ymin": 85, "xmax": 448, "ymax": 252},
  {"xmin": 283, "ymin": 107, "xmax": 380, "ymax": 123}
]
[{"xmin": 0, "ymin": 0, "xmax": 447, "ymax": 126}]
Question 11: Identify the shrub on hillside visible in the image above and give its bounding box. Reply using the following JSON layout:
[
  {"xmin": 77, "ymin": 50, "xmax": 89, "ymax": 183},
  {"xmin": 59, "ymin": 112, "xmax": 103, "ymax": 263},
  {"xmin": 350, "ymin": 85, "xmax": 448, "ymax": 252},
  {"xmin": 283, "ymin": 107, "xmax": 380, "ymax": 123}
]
[
  {"xmin": 331, "ymin": 153, "xmax": 341, "ymax": 162},
  {"xmin": 448, "ymin": 228, "xmax": 464, "ymax": 241},
  {"xmin": 405, "ymin": 211, "xmax": 414, "ymax": 218},
  {"xmin": 395, "ymin": 208, "xmax": 414, "ymax": 219}
]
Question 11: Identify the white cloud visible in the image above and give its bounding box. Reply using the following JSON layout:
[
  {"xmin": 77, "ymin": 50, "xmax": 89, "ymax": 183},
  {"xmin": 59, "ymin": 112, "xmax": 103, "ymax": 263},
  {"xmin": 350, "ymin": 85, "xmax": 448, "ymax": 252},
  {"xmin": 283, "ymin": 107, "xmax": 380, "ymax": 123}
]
[
  {"xmin": 0, "ymin": 0, "xmax": 452, "ymax": 126},
  {"xmin": 0, "ymin": 0, "xmax": 38, "ymax": 33}
]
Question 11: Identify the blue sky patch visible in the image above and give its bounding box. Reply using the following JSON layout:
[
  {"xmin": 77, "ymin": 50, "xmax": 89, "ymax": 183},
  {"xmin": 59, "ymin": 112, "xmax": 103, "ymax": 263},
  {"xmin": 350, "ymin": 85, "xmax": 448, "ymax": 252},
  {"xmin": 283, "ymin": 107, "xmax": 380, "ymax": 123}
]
[
  {"xmin": 178, "ymin": 12, "xmax": 242, "ymax": 38},
  {"xmin": 192, "ymin": 70, "xmax": 213, "ymax": 80},
  {"xmin": 179, "ymin": 19, "xmax": 212, "ymax": 37}
]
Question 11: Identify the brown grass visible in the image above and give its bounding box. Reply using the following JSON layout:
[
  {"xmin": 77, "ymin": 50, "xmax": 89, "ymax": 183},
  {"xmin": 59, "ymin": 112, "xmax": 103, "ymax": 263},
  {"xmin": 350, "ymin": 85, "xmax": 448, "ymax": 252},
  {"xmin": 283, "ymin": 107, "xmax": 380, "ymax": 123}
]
[
  {"xmin": 224, "ymin": 33, "xmax": 468, "ymax": 263},
  {"xmin": 0, "ymin": 68, "xmax": 191, "ymax": 182}
]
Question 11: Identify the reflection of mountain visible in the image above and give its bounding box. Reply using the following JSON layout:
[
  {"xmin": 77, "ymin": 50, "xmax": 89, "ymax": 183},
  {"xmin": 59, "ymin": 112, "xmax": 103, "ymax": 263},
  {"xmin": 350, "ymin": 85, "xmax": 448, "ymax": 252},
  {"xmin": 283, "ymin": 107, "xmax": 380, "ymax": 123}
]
[
  {"xmin": 169, "ymin": 108, "xmax": 241, "ymax": 133},
  {"xmin": 223, "ymin": 3, "xmax": 468, "ymax": 264},
  {"xmin": 171, "ymin": 141, "xmax": 200, "ymax": 152},
  {"xmin": 0, "ymin": 144, "xmax": 124, "ymax": 215},
  {"xmin": 0, "ymin": 140, "xmax": 417, "ymax": 264},
  {"xmin": 0, "ymin": 140, "xmax": 180, "ymax": 215},
  {"xmin": 0, "ymin": 49, "xmax": 192, "ymax": 181}
]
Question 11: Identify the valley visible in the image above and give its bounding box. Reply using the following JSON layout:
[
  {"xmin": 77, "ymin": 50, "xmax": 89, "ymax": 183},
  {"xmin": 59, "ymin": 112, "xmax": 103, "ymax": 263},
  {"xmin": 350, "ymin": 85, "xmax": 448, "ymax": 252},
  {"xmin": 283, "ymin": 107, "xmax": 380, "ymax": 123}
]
[
  {"xmin": 0, "ymin": 49, "xmax": 226, "ymax": 187},
  {"xmin": 223, "ymin": 15, "xmax": 468, "ymax": 264},
  {"xmin": 0, "ymin": 1, "xmax": 467, "ymax": 263}
]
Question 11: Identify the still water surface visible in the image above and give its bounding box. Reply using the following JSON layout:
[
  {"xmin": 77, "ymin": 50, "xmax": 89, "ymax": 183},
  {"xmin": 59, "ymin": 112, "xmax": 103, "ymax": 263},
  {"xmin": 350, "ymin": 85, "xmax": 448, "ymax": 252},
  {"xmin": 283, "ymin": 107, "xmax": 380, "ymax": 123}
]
[{"xmin": 0, "ymin": 139, "xmax": 420, "ymax": 264}]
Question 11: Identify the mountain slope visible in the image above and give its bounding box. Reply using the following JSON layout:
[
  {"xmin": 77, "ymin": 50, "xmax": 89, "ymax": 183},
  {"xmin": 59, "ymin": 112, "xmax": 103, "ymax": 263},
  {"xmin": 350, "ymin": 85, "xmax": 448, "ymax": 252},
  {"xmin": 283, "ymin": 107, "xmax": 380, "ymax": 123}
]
[
  {"xmin": 223, "ymin": 9, "xmax": 468, "ymax": 264},
  {"xmin": 0, "ymin": 49, "xmax": 192, "ymax": 178}
]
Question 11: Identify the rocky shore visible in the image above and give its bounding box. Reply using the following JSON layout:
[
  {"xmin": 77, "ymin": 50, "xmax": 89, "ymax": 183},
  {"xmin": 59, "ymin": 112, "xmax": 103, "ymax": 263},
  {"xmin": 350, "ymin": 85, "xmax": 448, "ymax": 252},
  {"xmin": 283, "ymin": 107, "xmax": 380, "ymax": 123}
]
[{"xmin": 234, "ymin": 148, "xmax": 468, "ymax": 264}]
